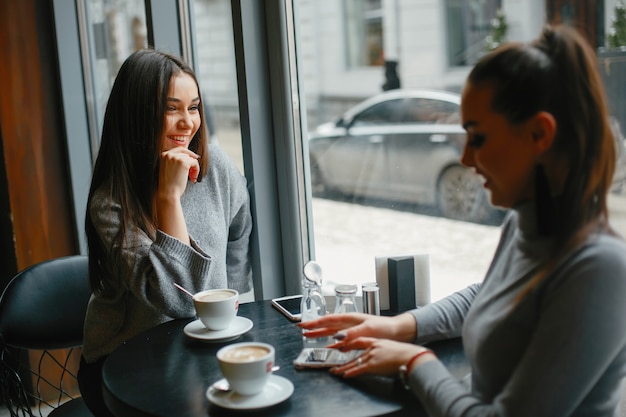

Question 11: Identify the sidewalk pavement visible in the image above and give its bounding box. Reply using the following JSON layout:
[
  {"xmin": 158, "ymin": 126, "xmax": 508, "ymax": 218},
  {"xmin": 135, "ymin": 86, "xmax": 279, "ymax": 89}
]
[{"xmin": 311, "ymin": 197, "xmax": 500, "ymax": 302}]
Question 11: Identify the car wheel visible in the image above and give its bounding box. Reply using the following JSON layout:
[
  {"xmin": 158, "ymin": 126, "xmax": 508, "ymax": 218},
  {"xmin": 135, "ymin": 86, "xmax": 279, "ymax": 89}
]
[{"xmin": 436, "ymin": 165, "xmax": 493, "ymax": 223}]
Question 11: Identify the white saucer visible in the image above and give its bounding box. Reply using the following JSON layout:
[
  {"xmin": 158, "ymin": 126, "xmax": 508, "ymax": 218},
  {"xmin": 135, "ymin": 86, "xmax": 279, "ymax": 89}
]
[
  {"xmin": 206, "ymin": 375, "xmax": 294, "ymax": 410},
  {"xmin": 183, "ymin": 316, "xmax": 253, "ymax": 342}
]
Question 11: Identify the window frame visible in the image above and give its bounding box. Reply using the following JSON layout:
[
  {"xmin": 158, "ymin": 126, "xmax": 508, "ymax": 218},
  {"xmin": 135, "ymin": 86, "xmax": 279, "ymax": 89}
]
[
  {"xmin": 230, "ymin": 0, "xmax": 311, "ymax": 299},
  {"xmin": 54, "ymin": 0, "xmax": 308, "ymax": 298},
  {"xmin": 53, "ymin": 0, "xmax": 189, "ymax": 255}
]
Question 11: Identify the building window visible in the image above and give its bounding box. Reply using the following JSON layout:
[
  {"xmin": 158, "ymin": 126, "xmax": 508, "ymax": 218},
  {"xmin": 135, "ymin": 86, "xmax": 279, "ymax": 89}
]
[
  {"xmin": 446, "ymin": 0, "xmax": 501, "ymax": 67},
  {"xmin": 345, "ymin": 0, "xmax": 384, "ymax": 67}
]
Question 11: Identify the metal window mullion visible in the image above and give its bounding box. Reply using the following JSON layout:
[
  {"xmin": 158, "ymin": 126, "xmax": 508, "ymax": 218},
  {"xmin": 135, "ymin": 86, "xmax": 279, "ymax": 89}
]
[
  {"xmin": 232, "ymin": 0, "xmax": 284, "ymax": 299},
  {"xmin": 264, "ymin": 0, "xmax": 308, "ymax": 297},
  {"xmin": 75, "ymin": 0, "xmax": 100, "ymax": 162},
  {"xmin": 178, "ymin": 0, "xmax": 194, "ymax": 68}
]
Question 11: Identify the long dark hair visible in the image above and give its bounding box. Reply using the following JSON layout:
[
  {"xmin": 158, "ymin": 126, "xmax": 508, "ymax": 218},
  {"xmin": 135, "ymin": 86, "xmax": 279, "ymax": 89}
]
[
  {"xmin": 86, "ymin": 49, "xmax": 209, "ymax": 295},
  {"xmin": 468, "ymin": 25, "xmax": 616, "ymax": 297}
]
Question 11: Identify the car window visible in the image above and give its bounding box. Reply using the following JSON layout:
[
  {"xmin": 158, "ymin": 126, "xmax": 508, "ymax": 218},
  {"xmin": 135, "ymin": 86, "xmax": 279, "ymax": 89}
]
[
  {"xmin": 403, "ymin": 98, "xmax": 460, "ymax": 124},
  {"xmin": 351, "ymin": 99, "xmax": 405, "ymax": 126}
]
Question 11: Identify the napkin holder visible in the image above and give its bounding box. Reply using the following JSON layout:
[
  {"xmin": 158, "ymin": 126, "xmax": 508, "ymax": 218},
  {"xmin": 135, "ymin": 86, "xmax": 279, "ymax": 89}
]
[
  {"xmin": 375, "ymin": 254, "xmax": 431, "ymax": 313},
  {"xmin": 388, "ymin": 256, "xmax": 415, "ymax": 313}
]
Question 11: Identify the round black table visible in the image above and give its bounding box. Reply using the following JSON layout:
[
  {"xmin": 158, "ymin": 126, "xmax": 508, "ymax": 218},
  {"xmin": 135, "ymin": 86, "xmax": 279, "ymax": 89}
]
[{"xmin": 102, "ymin": 301, "xmax": 468, "ymax": 417}]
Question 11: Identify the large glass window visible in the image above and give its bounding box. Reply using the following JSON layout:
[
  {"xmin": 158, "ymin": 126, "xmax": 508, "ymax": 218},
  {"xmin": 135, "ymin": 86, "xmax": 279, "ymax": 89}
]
[
  {"xmin": 295, "ymin": 0, "xmax": 626, "ymax": 304},
  {"xmin": 56, "ymin": 0, "xmax": 626, "ymax": 302},
  {"xmin": 297, "ymin": 0, "xmax": 501, "ymax": 301}
]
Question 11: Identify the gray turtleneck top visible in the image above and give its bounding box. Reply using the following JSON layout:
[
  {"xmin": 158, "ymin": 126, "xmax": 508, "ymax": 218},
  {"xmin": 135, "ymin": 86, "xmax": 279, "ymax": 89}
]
[
  {"xmin": 82, "ymin": 144, "xmax": 252, "ymax": 363},
  {"xmin": 408, "ymin": 202, "xmax": 626, "ymax": 416}
]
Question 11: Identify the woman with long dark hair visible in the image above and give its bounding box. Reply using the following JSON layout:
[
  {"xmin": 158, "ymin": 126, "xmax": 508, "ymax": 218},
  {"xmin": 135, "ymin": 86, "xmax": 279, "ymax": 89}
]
[{"xmin": 78, "ymin": 50, "xmax": 252, "ymax": 416}]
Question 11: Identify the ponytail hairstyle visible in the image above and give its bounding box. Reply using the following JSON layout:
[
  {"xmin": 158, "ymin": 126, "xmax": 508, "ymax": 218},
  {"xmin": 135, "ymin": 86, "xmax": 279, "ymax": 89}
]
[
  {"xmin": 86, "ymin": 49, "xmax": 209, "ymax": 296},
  {"xmin": 468, "ymin": 25, "xmax": 616, "ymax": 297}
]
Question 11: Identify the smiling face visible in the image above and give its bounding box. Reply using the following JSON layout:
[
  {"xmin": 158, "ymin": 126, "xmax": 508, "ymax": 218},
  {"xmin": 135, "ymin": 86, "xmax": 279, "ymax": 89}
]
[
  {"xmin": 460, "ymin": 82, "xmax": 539, "ymax": 209},
  {"xmin": 160, "ymin": 72, "xmax": 201, "ymax": 152}
]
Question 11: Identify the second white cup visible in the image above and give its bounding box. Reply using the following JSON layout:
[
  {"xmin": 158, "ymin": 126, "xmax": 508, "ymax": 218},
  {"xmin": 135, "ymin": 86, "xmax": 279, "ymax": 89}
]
[
  {"xmin": 193, "ymin": 288, "xmax": 239, "ymax": 331},
  {"xmin": 217, "ymin": 342, "xmax": 275, "ymax": 396}
]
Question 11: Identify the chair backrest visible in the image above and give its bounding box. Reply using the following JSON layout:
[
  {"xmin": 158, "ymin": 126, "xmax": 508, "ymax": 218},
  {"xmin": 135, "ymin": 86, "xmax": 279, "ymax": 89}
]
[
  {"xmin": 0, "ymin": 255, "xmax": 90, "ymax": 350},
  {"xmin": 0, "ymin": 255, "xmax": 92, "ymax": 416}
]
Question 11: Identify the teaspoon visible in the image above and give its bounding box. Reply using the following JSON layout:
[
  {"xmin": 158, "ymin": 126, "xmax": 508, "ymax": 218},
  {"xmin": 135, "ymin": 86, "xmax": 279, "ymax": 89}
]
[{"xmin": 173, "ymin": 282, "xmax": 194, "ymax": 298}]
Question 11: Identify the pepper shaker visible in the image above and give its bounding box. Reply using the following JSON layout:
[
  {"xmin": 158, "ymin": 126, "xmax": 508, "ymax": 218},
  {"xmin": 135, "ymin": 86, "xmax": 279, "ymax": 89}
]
[{"xmin": 362, "ymin": 282, "xmax": 380, "ymax": 315}]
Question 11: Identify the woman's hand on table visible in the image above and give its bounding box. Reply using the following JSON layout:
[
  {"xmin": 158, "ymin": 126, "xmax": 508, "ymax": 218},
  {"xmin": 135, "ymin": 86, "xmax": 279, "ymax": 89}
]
[
  {"xmin": 329, "ymin": 337, "xmax": 434, "ymax": 378},
  {"xmin": 298, "ymin": 312, "xmax": 417, "ymax": 345}
]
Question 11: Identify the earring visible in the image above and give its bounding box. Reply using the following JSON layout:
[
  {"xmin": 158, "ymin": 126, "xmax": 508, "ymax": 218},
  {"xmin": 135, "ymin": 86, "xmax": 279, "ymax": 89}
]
[{"xmin": 534, "ymin": 164, "xmax": 556, "ymax": 236}]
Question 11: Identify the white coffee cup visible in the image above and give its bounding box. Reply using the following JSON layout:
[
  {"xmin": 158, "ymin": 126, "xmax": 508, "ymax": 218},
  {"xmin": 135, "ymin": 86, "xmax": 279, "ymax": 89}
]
[
  {"xmin": 217, "ymin": 342, "xmax": 275, "ymax": 396},
  {"xmin": 193, "ymin": 289, "xmax": 239, "ymax": 331}
]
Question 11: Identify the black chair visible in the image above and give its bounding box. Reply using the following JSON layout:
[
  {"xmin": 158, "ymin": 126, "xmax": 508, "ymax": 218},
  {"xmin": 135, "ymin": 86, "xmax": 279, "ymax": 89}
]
[{"xmin": 0, "ymin": 255, "xmax": 93, "ymax": 417}]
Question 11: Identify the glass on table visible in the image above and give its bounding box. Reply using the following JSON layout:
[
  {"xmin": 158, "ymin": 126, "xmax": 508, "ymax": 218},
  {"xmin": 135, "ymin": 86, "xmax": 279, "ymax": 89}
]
[
  {"xmin": 334, "ymin": 284, "xmax": 359, "ymax": 314},
  {"xmin": 301, "ymin": 261, "xmax": 329, "ymax": 348}
]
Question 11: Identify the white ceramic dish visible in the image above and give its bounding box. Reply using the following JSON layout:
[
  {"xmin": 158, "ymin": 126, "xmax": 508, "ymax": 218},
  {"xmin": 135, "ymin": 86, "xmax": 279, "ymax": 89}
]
[
  {"xmin": 206, "ymin": 374, "xmax": 294, "ymax": 410},
  {"xmin": 183, "ymin": 316, "xmax": 253, "ymax": 342}
]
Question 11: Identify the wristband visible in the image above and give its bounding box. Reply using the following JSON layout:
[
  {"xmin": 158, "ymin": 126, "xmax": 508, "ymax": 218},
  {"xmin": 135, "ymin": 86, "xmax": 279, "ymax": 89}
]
[{"xmin": 398, "ymin": 349, "xmax": 434, "ymax": 390}]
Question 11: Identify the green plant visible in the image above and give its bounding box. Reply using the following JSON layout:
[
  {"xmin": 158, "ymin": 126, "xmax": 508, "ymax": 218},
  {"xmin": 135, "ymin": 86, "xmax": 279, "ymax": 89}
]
[
  {"xmin": 609, "ymin": 1, "xmax": 626, "ymax": 48},
  {"xmin": 485, "ymin": 9, "xmax": 508, "ymax": 51}
]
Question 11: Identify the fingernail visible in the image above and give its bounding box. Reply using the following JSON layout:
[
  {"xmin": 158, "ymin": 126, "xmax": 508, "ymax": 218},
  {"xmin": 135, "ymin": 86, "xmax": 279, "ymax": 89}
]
[{"xmin": 334, "ymin": 332, "xmax": 346, "ymax": 340}]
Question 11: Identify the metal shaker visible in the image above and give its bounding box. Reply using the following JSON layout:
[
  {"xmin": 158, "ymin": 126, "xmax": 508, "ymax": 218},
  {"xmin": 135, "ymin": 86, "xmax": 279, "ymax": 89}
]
[{"xmin": 361, "ymin": 282, "xmax": 380, "ymax": 315}]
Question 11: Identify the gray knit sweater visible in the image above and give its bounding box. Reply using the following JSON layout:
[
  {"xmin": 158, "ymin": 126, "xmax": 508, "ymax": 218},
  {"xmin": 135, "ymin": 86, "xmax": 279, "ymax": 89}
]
[
  {"xmin": 409, "ymin": 202, "xmax": 626, "ymax": 416},
  {"xmin": 82, "ymin": 144, "xmax": 252, "ymax": 363}
]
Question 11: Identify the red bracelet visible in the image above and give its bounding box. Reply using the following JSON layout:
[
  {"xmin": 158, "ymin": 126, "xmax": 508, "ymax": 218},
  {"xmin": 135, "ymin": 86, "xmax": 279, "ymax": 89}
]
[
  {"xmin": 406, "ymin": 349, "xmax": 434, "ymax": 371},
  {"xmin": 399, "ymin": 349, "xmax": 435, "ymax": 390}
]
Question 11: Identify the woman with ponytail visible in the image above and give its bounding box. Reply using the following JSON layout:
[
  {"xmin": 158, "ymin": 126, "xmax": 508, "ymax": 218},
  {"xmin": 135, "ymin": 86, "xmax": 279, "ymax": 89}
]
[{"xmin": 301, "ymin": 25, "xmax": 626, "ymax": 416}]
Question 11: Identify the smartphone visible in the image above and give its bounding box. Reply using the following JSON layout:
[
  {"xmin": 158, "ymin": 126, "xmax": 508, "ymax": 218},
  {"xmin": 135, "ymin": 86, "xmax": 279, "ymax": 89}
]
[
  {"xmin": 293, "ymin": 348, "xmax": 362, "ymax": 369},
  {"xmin": 271, "ymin": 294, "xmax": 303, "ymax": 322}
]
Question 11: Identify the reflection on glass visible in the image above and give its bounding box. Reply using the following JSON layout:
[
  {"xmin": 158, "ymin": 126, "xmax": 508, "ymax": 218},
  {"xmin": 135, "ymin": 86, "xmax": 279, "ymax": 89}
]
[
  {"xmin": 345, "ymin": 0, "xmax": 383, "ymax": 67},
  {"xmin": 83, "ymin": 0, "xmax": 148, "ymax": 137},
  {"xmin": 446, "ymin": 0, "xmax": 502, "ymax": 66},
  {"xmin": 192, "ymin": 0, "xmax": 244, "ymax": 174}
]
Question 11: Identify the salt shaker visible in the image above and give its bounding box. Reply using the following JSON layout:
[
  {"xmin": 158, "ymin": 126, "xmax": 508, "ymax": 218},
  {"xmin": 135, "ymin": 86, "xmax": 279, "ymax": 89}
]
[
  {"xmin": 361, "ymin": 282, "xmax": 380, "ymax": 315},
  {"xmin": 334, "ymin": 284, "xmax": 359, "ymax": 314}
]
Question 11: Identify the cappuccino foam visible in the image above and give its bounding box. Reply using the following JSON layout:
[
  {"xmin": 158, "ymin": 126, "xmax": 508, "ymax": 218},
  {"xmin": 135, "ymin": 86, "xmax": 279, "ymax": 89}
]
[
  {"xmin": 197, "ymin": 290, "xmax": 234, "ymax": 302},
  {"xmin": 222, "ymin": 346, "xmax": 269, "ymax": 362}
]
